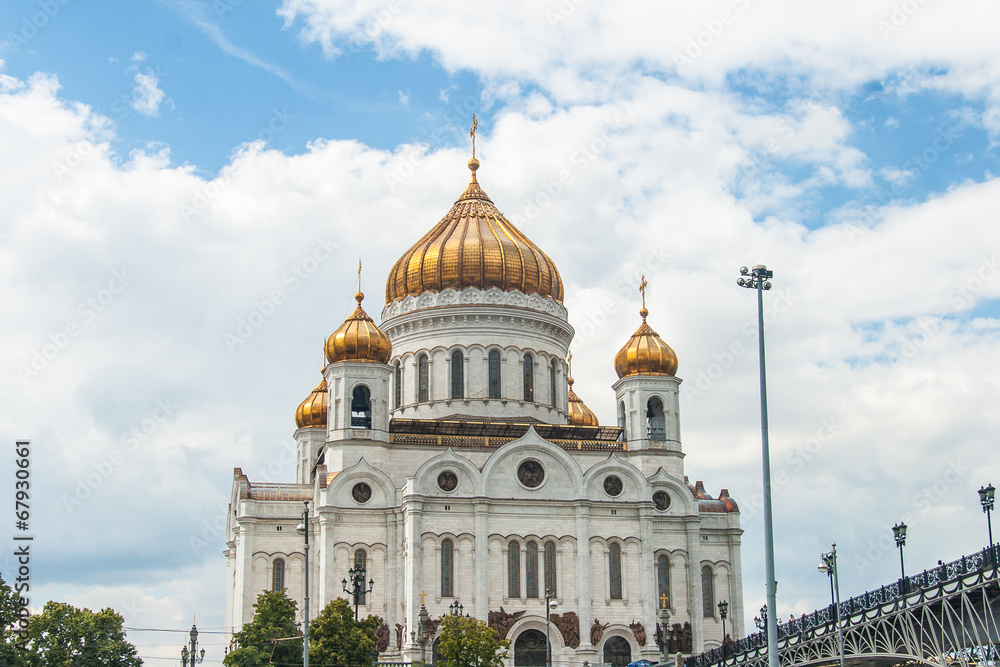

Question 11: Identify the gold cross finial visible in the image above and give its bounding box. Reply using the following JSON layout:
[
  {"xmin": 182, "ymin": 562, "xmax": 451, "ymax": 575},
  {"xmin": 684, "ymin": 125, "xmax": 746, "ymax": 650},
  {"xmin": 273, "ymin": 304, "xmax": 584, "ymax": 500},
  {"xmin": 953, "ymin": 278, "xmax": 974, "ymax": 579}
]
[
  {"xmin": 639, "ymin": 274, "xmax": 648, "ymax": 309},
  {"xmin": 470, "ymin": 114, "xmax": 478, "ymax": 159},
  {"xmin": 358, "ymin": 258, "xmax": 363, "ymax": 292},
  {"xmin": 567, "ymin": 351, "xmax": 573, "ymax": 378},
  {"xmin": 660, "ymin": 593, "xmax": 669, "ymax": 607},
  {"xmin": 419, "ymin": 590, "xmax": 427, "ymax": 605}
]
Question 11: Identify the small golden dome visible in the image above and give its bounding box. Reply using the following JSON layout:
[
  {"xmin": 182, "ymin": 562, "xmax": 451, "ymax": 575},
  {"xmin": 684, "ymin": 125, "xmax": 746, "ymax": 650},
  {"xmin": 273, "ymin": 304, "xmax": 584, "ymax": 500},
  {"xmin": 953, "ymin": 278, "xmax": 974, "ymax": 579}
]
[
  {"xmin": 567, "ymin": 377, "xmax": 599, "ymax": 426},
  {"xmin": 325, "ymin": 292, "xmax": 392, "ymax": 364},
  {"xmin": 614, "ymin": 307, "xmax": 678, "ymax": 378},
  {"xmin": 295, "ymin": 377, "xmax": 328, "ymax": 429},
  {"xmin": 384, "ymin": 159, "xmax": 564, "ymax": 305}
]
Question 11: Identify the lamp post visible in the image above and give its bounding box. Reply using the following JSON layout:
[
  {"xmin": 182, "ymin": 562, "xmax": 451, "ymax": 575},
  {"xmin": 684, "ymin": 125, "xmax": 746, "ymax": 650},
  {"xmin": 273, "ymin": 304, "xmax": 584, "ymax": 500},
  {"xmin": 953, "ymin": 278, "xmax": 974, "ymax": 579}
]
[
  {"xmin": 545, "ymin": 589, "xmax": 558, "ymax": 667},
  {"xmin": 180, "ymin": 620, "xmax": 206, "ymax": 667},
  {"xmin": 818, "ymin": 545, "xmax": 845, "ymax": 667},
  {"xmin": 411, "ymin": 602, "xmax": 430, "ymax": 666},
  {"xmin": 295, "ymin": 502, "xmax": 310, "ymax": 667},
  {"xmin": 738, "ymin": 264, "xmax": 778, "ymax": 667},
  {"xmin": 448, "ymin": 600, "xmax": 465, "ymax": 617},
  {"xmin": 657, "ymin": 597, "xmax": 671, "ymax": 665},
  {"xmin": 892, "ymin": 522, "xmax": 907, "ymax": 586},
  {"xmin": 754, "ymin": 605, "xmax": 767, "ymax": 633},
  {"xmin": 979, "ymin": 484, "xmax": 995, "ymax": 551},
  {"xmin": 717, "ymin": 600, "xmax": 729, "ymax": 655},
  {"xmin": 342, "ymin": 566, "xmax": 375, "ymax": 622}
]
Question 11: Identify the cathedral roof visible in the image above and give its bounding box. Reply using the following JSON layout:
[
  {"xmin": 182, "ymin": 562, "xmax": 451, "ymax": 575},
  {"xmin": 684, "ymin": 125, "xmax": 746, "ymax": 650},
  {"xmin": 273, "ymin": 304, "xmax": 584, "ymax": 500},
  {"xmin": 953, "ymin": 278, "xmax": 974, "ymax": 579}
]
[
  {"xmin": 325, "ymin": 292, "xmax": 392, "ymax": 364},
  {"xmin": 614, "ymin": 305, "xmax": 678, "ymax": 378},
  {"xmin": 384, "ymin": 158, "xmax": 564, "ymax": 305},
  {"xmin": 294, "ymin": 376, "xmax": 328, "ymax": 429}
]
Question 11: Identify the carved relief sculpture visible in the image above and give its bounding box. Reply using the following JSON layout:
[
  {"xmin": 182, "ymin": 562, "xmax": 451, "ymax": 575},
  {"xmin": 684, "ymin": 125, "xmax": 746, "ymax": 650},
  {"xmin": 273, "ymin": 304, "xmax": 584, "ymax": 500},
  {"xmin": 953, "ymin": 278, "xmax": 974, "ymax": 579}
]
[
  {"xmin": 395, "ymin": 623, "xmax": 404, "ymax": 650},
  {"xmin": 550, "ymin": 611, "xmax": 580, "ymax": 648},
  {"xmin": 488, "ymin": 606, "xmax": 526, "ymax": 640},
  {"xmin": 590, "ymin": 619, "xmax": 609, "ymax": 646},
  {"xmin": 629, "ymin": 620, "xmax": 646, "ymax": 646},
  {"xmin": 375, "ymin": 619, "xmax": 390, "ymax": 653}
]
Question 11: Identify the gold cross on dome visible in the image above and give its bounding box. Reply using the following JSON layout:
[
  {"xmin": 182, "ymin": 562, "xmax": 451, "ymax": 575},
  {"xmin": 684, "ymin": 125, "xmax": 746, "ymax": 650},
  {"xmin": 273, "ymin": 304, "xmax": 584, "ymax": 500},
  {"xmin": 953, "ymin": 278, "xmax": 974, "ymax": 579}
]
[
  {"xmin": 660, "ymin": 592, "xmax": 669, "ymax": 607},
  {"xmin": 567, "ymin": 351, "xmax": 573, "ymax": 376},
  {"xmin": 470, "ymin": 114, "xmax": 478, "ymax": 159},
  {"xmin": 419, "ymin": 590, "xmax": 427, "ymax": 605},
  {"xmin": 639, "ymin": 274, "xmax": 648, "ymax": 309},
  {"xmin": 358, "ymin": 258, "xmax": 363, "ymax": 292}
]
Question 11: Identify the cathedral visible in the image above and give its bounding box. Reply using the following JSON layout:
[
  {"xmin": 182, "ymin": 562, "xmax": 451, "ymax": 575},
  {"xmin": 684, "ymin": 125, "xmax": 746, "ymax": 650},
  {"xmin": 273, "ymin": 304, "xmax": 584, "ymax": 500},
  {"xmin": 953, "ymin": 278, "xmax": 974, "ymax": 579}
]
[{"xmin": 224, "ymin": 147, "xmax": 745, "ymax": 667}]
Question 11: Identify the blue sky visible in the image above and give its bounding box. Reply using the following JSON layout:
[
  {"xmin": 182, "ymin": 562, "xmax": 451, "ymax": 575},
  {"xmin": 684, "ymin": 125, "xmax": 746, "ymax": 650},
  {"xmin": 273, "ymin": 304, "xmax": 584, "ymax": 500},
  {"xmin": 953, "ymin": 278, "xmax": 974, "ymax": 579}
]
[{"xmin": 3, "ymin": 0, "xmax": 1000, "ymax": 664}]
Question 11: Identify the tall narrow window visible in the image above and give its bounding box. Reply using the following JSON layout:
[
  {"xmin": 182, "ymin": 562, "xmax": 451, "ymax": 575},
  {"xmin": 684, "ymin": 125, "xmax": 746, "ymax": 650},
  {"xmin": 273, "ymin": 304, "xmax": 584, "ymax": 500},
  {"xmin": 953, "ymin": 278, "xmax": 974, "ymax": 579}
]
[
  {"xmin": 272, "ymin": 559, "xmax": 285, "ymax": 591},
  {"xmin": 523, "ymin": 353, "xmax": 534, "ymax": 402},
  {"xmin": 646, "ymin": 397, "xmax": 666, "ymax": 440},
  {"xmin": 618, "ymin": 402, "xmax": 627, "ymax": 440},
  {"xmin": 451, "ymin": 352, "xmax": 463, "ymax": 399},
  {"xmin": 609, "ymin": 543, "xmax": 622, "ymax": 600},
  {"xmin": 355, "ymin": 550, "xmax": 367, "ymax": 605},
  {"xmin": 350, "ymin": 385, "xmax": 372, "ymax": 429},
  {"xmin": 394, "ymin": 361, "xmax": 401, "ymax": 408},
  {"xmin": 702, "ymin": 565, "xmax": 715, "ymax": 617},
  {"xmin": 526, "ymin": 542, "xmax": 538, "ymax": 598},
  {"xmin": 549, "ymin": 360, "xmax": 557, "ymax": 406},
  {"xmin": 657, "ymin": 555, "xmax": 670, "ymax": 608},
  {"xmin": 544, "ymin": 541, "xmax": 557, "ymax": 596},
  {"xmin": 418, "ymin": 354, "xmax": 429, "ymax": 403},
  {"xmin": 508, "ymin": 541, "xmax": 521, "ymax": 598},
  {"xmin": 488, "ymin": 350, "xmax": 502, "ymax": 399},
  {"xmin": 441, "ymin": 539, "xmax": 454, "ymax": 597}
]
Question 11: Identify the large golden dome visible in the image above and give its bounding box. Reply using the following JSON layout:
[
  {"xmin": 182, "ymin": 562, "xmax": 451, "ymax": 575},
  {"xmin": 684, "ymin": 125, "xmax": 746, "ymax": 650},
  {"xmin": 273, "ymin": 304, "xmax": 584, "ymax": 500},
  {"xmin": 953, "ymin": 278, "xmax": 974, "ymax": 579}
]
[
  {"xmin": 614, "ymin": 306, "xmax": 678, "ymax": 378},
  {"xmin": 385, "ymin": 159, "xmax": 564, "ymax": 305},
  {"xmin": 295, "ymin": 377, "xmax": 328, "ymax": 429},
  {"xmin": 567, "ymin": 377, "xmax": 599, "ymax": 426},
  {"xmin": 325, "ymin": 292, "xmax": 392, "ymax": 364}
]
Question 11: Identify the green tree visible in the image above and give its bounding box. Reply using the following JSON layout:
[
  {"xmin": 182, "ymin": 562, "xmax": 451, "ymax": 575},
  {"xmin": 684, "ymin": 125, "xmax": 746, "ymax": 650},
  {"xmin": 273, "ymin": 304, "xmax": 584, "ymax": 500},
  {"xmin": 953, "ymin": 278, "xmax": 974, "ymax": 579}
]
[
  {"xmin": 435, "ymin": 615, "xmax": 509, "ymax": 667},
  {"xmin": 22, "ymin": 601, "xmax": 141, "ymax": 667},
  {"xmin": 0, "ymin": 574, "xmax": 28, "ymax": 667},
  {"xmin": 224, "ymin": 589, "xmax": 302, "ymax": 667},
  {"xmin": 308, "ymin": 597, "xmax": 377, "ymax": 667}
]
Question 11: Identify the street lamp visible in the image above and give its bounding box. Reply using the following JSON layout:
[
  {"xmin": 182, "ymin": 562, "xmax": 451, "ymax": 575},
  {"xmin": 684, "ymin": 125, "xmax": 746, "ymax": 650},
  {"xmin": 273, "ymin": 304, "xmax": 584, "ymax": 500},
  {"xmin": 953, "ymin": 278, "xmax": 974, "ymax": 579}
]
[
  {"xmin": 892, "ymin": 522, "xmax": 907, "ymax": 585},
  {"xmin": 411, "ymin": 602, "xmax": 430, "ymax": 666},
  {"xmin": 180, "ymin": 619, "xmax": 206, "ymax": 667},
  {"xmin": 448, "ymin": 600, "xmax": 465, "ymax": 616},
  {"xmin": 738, "ymin": 264, "xmax": 779, "ymax": 667},
  {"xmin": 818, "ymin": 544, "xmax": 845, "ymax": 667},
  {"xmin": 979, "ymin": 484, "xmax": 995, "ymax": 551},
  {"xmin": 342, "ymin": 566, "xmax": 375, "ymax": 621},
  {"xmin": 295, "ymin": 502, "xmax": 310, "ymax": 667},
  {"xmin": 754, "ymin": 605, "xmax": 767, "ymax": 633},
  {"xmin": 545, "ymin": 589, "xmax": 558, "ymax": 667},
  {"xmin": 656, "ymin": 598, "xmax": 671, "ymax": 665},
  {"xmin": 717, "ymin": 600, "xmax": 729, "ymax": 655}
]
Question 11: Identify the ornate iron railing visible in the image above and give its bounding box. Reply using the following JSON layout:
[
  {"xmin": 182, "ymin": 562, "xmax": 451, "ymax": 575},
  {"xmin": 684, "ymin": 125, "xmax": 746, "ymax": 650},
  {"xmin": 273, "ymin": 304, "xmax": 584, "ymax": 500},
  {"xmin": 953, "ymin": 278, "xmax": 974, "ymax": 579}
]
[{"xmin": 689, "ymin": 544, "xmax": 999, "ymax": 667}]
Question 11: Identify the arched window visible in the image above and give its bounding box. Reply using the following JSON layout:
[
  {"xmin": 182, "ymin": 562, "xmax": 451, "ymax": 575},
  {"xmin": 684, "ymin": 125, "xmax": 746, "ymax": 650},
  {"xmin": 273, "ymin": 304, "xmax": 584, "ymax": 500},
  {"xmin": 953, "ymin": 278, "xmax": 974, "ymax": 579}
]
[
  {"xmin": 525, "ymin": 542, "xmax": 538, "ymax": 598},
  {"xmin": 418, "ymin": 354, "xmax": 429, "ymax": 403},
  {"xmin": 394, "ymin": 361, "xmax": 401, "ymax": 409},
  {"xmin": 646, "ymin": 397, "xmax": 666, "ymax": 440},
  {"xmin": 702, "ymin": 565, "xmax": 715, "ymax": 617},
  {"xmin": 441, "ymin": 539, "xmax": 454, "ymax": 597},
  {"xmin": 450, "ymin": 352, "xmax": 463, "ymax": 399},
  {"xmin": 544, "ymin": 541, "xmax": 557, "ymax": 596},
  {"xmin": 618, "ymin": 401, "xmax": 627, "ymax": 440},
  {"xmin": 603, "ymin": 636, "xmax": 632, "ymax": 667},
  {"xmin": 523, "ymin": 353, "xmax": 534, "ymax": 402},
  {"xmin": 609, "ymin": 543, "xmax": 622, "ymax": 600},
  {"xmin": 508, "ymin": 541, "xmax": 521, "ymax": 598},
  {"xmin": 488, "ymin": 350, "xmax": 502, "ymax": 399},
  {"xmin": 350, "ymin": 385, "xmax": 371, "ymax": 429},
  {"xmin": 272, "ymin": 558, "xmax": 285, "ymax": 591},
  {"xmin": 355, "ymin": 550, "xmax": 368, "ymax": 605},
  {"xmin": 513, "ymin": 629, "xmax": 547, "ymax": 667},
  {"xmin": 549, "ymin": 360, "xmax": 557, "ymax": 406},
  {"xmin": 657, "ymin": 555, "xmax": 670, "ymax": 609}
]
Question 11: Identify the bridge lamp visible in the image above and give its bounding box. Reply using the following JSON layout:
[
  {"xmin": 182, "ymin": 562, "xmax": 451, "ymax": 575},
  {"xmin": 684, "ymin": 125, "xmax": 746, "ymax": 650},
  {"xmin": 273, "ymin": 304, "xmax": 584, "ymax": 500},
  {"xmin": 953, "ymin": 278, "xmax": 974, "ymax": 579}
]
[
  {"xmin": 979, "ymin": 484, "xmax": 995, "ymax": 552},
  {"xmin": 892, "ymin": 522, "xmax": 907, "ymax": 585},
  {"xmin": 818, "ymin": 545, "xmax": 845, "ymax": 667}
]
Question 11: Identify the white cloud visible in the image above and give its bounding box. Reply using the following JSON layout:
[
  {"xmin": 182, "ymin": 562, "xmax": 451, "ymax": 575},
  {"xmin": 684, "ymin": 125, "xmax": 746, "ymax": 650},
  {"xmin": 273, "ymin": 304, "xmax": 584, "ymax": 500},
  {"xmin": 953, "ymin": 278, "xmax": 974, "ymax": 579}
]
[
  {"xmin": 131, "ymin": 51, "xmax": 147, "ymax": 62},
  {"xmin": 398, "ymin": 89, "xmax": 409, "ymax": 105},
  {"xmin": 131, "ymin": 69, "xmax": 165, "ymax": 116}
]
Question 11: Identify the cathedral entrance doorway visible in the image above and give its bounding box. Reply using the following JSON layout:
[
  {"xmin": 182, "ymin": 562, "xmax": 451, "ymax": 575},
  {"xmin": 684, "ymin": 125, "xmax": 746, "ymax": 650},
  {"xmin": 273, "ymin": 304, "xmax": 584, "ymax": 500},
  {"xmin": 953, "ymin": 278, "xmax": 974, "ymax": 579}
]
[
  {"xmin": 513, "ymin": 629, "xmax": 547, "ymax": 666},
  {"xmin": 602, "ymin": 635, "xmax": 631, "ymax": 667}
]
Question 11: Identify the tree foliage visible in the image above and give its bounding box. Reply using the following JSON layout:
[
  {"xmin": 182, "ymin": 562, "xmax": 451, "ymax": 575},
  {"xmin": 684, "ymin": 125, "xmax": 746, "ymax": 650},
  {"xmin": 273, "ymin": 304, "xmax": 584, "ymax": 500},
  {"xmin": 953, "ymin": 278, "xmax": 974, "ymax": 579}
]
[
  {"xmin": 308, "ymin": 597, "xmax": 377, "ymax": 667},
  {"xmin": 435, "ymin": 615, "xmax": 509, "ymax": 667},
  {"xmin": 0, "ymin": 574, "xmax": 27, "ymax": 667},
  {"xmin": 224, "ymin": 589, "xmax": 302, "ymax": 667},
  {"xmin": 21, "ymin": 600, "xmax": 141, "ymax": 667}
]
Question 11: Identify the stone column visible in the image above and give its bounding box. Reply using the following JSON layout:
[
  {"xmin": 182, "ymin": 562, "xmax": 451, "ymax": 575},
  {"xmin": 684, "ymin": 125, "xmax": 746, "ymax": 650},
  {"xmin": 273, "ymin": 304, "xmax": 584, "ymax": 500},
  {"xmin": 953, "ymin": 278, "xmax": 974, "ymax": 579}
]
[
  {"xmin": 728, "ymin": 531, "xmax": 744, "ymax": 638},
  {"xmin": 639, "ymin": 507, "xmax": 656, "ymax": 640},
  {"xmin": 575, "ymin": 505, "xmax": 595, "ymax": 653},
  {"xmin": 386, "ymin": 510, "xmax": 399, "ymax": 639},
  {"xmin": 405, "ymin": 501, "xmax": 424, "ymax": 649},
  {"xmin": 686, "ymin": 521, "xmax": 704, "ymax": 653},
  {"xmin": 475, "ymin": 501, "xmax": 489, "ymax": 619}
]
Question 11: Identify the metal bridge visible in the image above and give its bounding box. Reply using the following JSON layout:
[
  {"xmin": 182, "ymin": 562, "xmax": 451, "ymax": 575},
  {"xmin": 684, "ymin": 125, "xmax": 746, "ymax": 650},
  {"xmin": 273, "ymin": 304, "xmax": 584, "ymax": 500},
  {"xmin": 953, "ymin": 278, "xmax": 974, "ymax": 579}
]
[{"xmin": 690, "ymin": 545, "xmax": 1000, "ymax": 667}]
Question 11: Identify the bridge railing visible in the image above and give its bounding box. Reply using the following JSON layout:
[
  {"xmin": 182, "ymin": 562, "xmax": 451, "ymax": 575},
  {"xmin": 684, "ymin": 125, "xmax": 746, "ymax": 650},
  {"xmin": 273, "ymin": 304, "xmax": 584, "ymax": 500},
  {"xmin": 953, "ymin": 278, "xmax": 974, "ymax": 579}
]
[{"xmin": 689, "ymin": 543, "xmax": 999, "ymax": 667}]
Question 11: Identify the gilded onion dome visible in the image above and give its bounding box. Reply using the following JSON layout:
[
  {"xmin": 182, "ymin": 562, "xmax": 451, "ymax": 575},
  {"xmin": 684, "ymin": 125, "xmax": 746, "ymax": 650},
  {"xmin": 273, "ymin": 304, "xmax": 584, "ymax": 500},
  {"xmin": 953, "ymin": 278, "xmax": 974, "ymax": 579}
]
[
  {"xmin": 567, "ymin": 377, "xmax": 599, "ymax": 426},
  {"xmin": 295, "ymin": 377, "xmax": 328, "ymax": 429},
  {"xmin": 614, "ymin": 306, "xmax": 678, "ymax": 378},
  {"xmin": 384, "ymin": 159, "xmax": 564, "ymax": 305},
  {"xmin": 325, "ymin": 292, "xmax": 392, "ymax": 364}
]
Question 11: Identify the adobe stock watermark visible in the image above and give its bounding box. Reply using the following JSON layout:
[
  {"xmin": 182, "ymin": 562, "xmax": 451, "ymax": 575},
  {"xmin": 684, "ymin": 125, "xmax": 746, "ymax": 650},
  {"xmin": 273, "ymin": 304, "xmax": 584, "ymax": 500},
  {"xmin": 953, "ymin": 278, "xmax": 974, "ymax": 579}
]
[
  {"xmin": 672, "ymin": 0, "xmax": 754, "ymax": 69},
  {"xmin": 683, "ymin": 287, "xmax": 797, "ymax": 403},
  {"xmin": 852, "ymin": 458, "xmax": 970, "ymax": 575},
  {"xmin": 188, "ymin": 439, "xmax": 298, "ymax": 554},
  {"xmin": 178, "ymin": 107, "xmax": 296, "ymax": 222},
  {"xmin": 877, "ymin": 0, "xmax": 929, "ymax": 39},
  {"xmin": 61, "ymin": 398, "xmax": 179, "ymax": 513},
  {"xmin": 4, "ymin": 0, "xmax": 72, "ymax": 52},
  {"xmin": 224, "ymin": 236, "xmax": 339, "ymax": 351},
  {"xmin": 17, "ymin": 269, "xmax": 135, "ymax": 386}
]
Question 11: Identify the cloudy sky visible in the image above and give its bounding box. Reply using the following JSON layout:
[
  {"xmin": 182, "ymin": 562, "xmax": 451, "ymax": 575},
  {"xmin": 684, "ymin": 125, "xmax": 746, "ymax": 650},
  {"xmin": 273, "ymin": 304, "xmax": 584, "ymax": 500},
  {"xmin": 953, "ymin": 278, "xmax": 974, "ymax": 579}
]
[{"xmin": 2, "ymin": 0, "xmax": 1000, "ymax": 662}]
